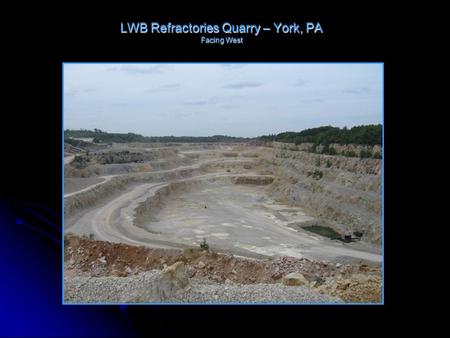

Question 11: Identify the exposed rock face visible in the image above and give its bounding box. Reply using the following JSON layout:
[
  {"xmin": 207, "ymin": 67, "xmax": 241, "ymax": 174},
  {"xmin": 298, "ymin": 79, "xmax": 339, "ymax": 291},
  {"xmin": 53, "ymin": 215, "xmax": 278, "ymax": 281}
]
[
  {"xmin": 234, "ymin": 175, "xmax": 274, "ymax": 185},
  {"xmin": 282, "ymin": 272, "xmax": 308, "ymax": 286},
  {"xmin": 259, "ymin": 144, "xmax": 382, "ymax": 246},
  {"xmin": 94, "ymin": 149, "xmax": 178, "ymax": 165},
  {"xmin": 272, "ymin": 142, "xmax": 382, "ymax": 159}
]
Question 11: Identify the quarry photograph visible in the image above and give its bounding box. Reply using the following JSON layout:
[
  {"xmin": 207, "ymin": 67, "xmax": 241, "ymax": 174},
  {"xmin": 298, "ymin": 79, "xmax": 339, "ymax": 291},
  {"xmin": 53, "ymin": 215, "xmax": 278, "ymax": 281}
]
[{"xmin": 63, "ymin": 63, "xmax": 383, "ymax": 304}]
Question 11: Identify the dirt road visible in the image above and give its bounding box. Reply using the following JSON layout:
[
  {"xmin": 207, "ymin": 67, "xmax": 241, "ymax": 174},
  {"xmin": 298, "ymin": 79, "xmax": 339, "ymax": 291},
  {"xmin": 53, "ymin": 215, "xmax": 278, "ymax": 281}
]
[
  {"xmin": 64, "ymin": 175, "xmax": 116, "ymax": 198},
  {"xmin": 64, "ymin": 155, "xmax": 75, "ymax": 165}
]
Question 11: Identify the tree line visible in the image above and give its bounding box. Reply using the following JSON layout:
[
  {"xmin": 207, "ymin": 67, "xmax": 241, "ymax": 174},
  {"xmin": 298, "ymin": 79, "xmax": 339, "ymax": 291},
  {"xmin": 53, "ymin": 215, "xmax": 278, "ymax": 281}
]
[
  {"xmin": 64, "ymin": 129, "xmax": 249, "ymax": 143},
  {"xmin": 65, "ymin": 124, "xmax": 382, "ymax": 146},
  {"xmin": 259, "ymin": 125, "xmax": 382, "ymax": 146}
]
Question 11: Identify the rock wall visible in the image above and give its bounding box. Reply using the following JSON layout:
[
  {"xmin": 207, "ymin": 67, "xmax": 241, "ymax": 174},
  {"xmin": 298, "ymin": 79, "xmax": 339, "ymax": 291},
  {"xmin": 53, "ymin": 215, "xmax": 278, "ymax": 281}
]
[
  {"xmin": 261, "ymin": 146, "xmax": 382, "ymax": 246},
  {"xmin": 272, "ymin": 142, "xmax": 382, "ymax": 158},
  {"xmin": 93, "ymin": 148, "xmax": 178, "ymax": 164},
  {"xmin": 133, "ymin": 180, "xmax": 203, "ymax": 228},
  {"xmin": 64, "ymin": 167, "xmax": 201, "ymax": 216}
]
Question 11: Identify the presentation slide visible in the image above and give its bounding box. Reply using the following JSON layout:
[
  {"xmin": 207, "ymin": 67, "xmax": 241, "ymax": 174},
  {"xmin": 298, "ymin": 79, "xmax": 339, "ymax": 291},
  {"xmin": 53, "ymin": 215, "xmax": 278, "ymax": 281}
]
[{"xmin": 1, "ymin": 7, "xmax": 410, "ymax": 337}]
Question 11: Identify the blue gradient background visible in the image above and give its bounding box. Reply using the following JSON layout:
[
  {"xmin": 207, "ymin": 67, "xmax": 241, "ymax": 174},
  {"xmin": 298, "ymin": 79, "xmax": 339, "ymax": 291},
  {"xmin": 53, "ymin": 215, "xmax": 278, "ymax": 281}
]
[{"xmin": 0, "ymin": 199, "xmax": 141, "ymax": 337}]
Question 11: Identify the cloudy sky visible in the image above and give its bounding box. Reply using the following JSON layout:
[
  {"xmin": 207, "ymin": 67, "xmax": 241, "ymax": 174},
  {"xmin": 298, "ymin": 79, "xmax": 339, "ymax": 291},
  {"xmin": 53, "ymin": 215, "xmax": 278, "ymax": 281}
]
[{"xmin": 64, "ymin": 63, "xmax": 382, "ymax": 137}]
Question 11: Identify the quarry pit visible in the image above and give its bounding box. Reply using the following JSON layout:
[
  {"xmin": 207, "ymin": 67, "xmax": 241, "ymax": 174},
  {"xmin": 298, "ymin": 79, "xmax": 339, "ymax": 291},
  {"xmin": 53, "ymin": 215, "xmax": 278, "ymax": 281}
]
[{"xmin": 64, "ymin": 141, "xmax": 382, "ymax": 303}]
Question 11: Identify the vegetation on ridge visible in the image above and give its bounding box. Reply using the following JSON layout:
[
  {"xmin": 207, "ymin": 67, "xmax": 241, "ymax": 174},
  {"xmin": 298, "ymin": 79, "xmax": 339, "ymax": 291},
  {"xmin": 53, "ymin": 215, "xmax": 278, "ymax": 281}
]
[
  {"xmin": 259, "ymin": 125, "xmax": 382, "ymax": 146},
  {"xmin": 64, "ymin": 129, "xmax": 249, "ymax": 143}
]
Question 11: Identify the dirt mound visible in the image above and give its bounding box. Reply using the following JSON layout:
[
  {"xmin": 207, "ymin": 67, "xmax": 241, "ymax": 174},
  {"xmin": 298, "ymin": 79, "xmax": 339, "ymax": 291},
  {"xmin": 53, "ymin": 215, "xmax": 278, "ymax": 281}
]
[{"xmin": 64, "ymin": 235, "xmax": 381, "ymax": 302}]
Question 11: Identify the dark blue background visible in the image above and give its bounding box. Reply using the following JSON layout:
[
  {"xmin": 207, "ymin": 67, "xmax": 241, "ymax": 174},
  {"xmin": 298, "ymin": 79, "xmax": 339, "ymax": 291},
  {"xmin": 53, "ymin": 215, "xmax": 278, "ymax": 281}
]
[{"xmin": 0, "ymin": 200, "xmax": 140, "ymax": 337}]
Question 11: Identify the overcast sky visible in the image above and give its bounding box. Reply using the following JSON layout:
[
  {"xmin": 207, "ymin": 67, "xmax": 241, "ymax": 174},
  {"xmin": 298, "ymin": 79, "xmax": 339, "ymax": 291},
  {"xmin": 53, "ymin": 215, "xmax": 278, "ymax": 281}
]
[{"xmin": 64, "ymin": 63, "xmax": 382, "ymax": 137}]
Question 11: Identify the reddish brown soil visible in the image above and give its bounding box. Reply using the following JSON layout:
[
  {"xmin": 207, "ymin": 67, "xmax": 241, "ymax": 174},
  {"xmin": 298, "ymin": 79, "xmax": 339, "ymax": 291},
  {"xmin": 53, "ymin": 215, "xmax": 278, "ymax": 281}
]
[{"xmin": 64, "ymin": 235, "xmax": 380, "ymax": 285}]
